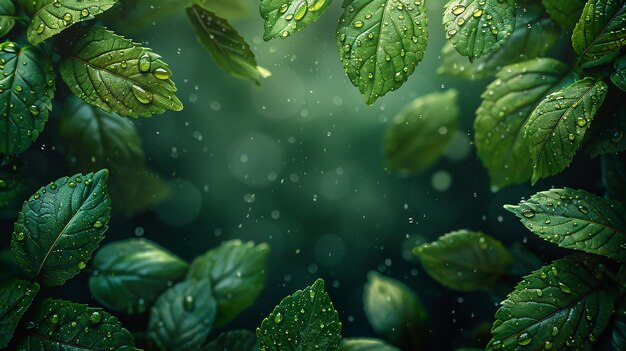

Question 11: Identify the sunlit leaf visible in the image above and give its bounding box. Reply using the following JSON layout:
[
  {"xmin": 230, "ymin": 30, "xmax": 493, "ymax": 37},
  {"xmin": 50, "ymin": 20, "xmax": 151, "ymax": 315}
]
[
  {"xmin": 0, "ymin": 279, "xmax": 39, "ymax": 348},
  {"xmin": 260, "ymin": 0, "xmax": 332, "ymax": 41},
  {"xmin": 340, "ymin": 338, "xmax": 400, "ymax": 351},
  {"xmin": 601, "ymin": 154, "xmax": 626, "ymax": 205},
  {"xmin": 204, "ymin": 330, "xmax": 258, "ymax": 351},
  {"xmin": 0, "ymin": 0, "xmax": 16, "ymax": 38},
  {"xmin": 542, "ymin": 0, "xmax": 586, "ymax": 31},
  {"xmin": 572, "ymin": 0, "xmax": 626, "ymax": 66}
]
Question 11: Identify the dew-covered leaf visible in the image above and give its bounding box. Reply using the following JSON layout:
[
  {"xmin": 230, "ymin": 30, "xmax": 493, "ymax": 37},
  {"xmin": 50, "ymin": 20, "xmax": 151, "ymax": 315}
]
[
  {"xmin": 0, "ymin": 43, "xmax": 55, "ymax": 157},
  {"xmin": 384, "ymin": 90, "xmax": 459, "ymax": 175},
  {"xmin": 337, "ymin": 0, "xmax": 428, "ymax": 105},
  {"xmin": 11, "ymin": 170, "xmax": 111, "ymax": 286},
  {"xmin": 89, "ymin": 238, "xmax": 189, "ymax": 314},
  {"xmin": 0, "ymin": 0, "xmax": 16, "ymax": 38},
  {"xmin": 203, "ymin": 330, "xmax": 258, "ymax": 351},
  {"xmin": 443, "ymin": 0, "xmax": 516, "ymax": 60},
  {"xmin": 506, "ymin": 188, "xmax": 626, "ymax": 261},
  {"xmin": 601, "ymin": 154, "xmax": 626, "ymax": 205},
  {"xmin": 611, "ymin": 55, "xmax": 626, "ymax": 92},
  {"xmin": 475, "ymin": 58, "xmax": 571, "ymax": 188},
  {"xmin": 260, "ymin": 0, "xmax": 332, "ymax": 41},
  {"xmin": 542, "ymin": 0, "xmax": 586, "ymax": 31},
  {"xmin": 0, "ymin": 279, "xmax": 39, "ymax": 348},
  {"xmin": 340, "ymin": 338, "xmax": 401, "ymax": 351},
  {"xmin": 414, "ymin": 230, "xmax": 512, "ymax": 291},
  {"xmin": 572, "ymin": 0, "xmax": 626, "ymax": 66},
  {"xmin": 487, "ymin": 255, "xmax": 615, "ymax": 351},
  {"xmin": 525, "ymin": 78, "xmax": 608, "ymax": 184},
  {"xmin": 147, "ymin": 279, "xmax": 217, "ymax": 351},
  {"xmin": 257, "ymin": 278, "xmax": 341, "ymax": 351},
  {"xmin": 60, "ymin": 27, "xmax": 183, "ymax": 118}
]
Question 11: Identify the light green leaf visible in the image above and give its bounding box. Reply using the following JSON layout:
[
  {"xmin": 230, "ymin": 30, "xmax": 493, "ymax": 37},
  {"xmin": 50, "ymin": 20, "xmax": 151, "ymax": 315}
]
[
  {"xmin": 0, "ymin": 0, "xmax": 16, "ymax": 38},
  {"xmin": 525, "ymin": 78, "xmax": 608, "ymax": 184},
  {"xmin": 187, "ymin": 4, "xmax": 263, "ymax": 84},
  {"xmin": 585, "ymin": 98, "xmax": 626, "ymax": 157},
  {"xmin": 257, "ymin": 278, "xmax": 341, "ymax": 351},
  {"xmin": 384, "ymin": 90, "xmax": 459, "ymax": 175},
  {"xmin": 602, "ymin": 154, "xmax": 626, "ymax": 205},
  {"xmin": 487, "ymin": 255, "xmax": 615, "ymax": 351},
  {"xmin": 340, "ymin": 338, "xmax": 400, "ymax": 351},
  {"xmin": 0, "ymin": 279, "xmax": 39, "ymax": 348},
  {"xmin": 11, "ymin": 170, "xmax": 111, "ymax": 286},
  {"xmin": 25, "ymin": 0, "xmax": 119, "ymax": 45},
  {"xmin": 612, "ymin": 55, "xmax": 626, "ymax": 92},
  {"xmin": 0, "ymin": 43, "xmax": 55, "ymax": 157},
  {"xmin": 572, "ymin": 0, "xmax": 626, "ymax": 65},
  {"xmin": 18, "ymin": 298, "xmax": 137, "ymax": 350},
  {"xmin": 203, "ymin": 330, "xmax": 258, "ymax": 351},
  {"xmin": 542, "ymin": 0, "xmax": 586, "ymax": 31},
  {"xmin": 187, "ymin": 240, "xmax": 270, "ymax": 326},
  {"xmin": 89, "ymin": 238, "xmax": 189, "ymax": 314},
  {"xmin": 475, "ymin": 58, "xmax": 571, "ymax": 189},
  {"xmin": 260, "ymin": 0, "xmax": 332, "ymax": 41},
  {"xmin": 505, "ymin": 188, "xmax": 626, "ymax": 261},
  {"xmin": 60, "ymin": 27, "xmax": 183, "ymax": 118},
  {"xmin": 198, "ymin": 0, "xmax": 250, "ymax": 19},
  {"xmin": 147, "ymin": 279, "xmax": 217, "ymax": 351},
  {"xmin": 443, "ymin": 0, "xmax": 516, "ymax": 60},
  {"xmin": 336, "ymin": 0, "xmax": 428, "ymax": 105},
  {"xmin": 414, "ymin": 230, "xmax": 512, "ymax": 291}
]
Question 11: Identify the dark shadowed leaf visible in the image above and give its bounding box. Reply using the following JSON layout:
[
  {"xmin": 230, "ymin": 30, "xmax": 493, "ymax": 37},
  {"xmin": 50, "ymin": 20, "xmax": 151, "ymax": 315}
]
[
  {"xmin": 203, "ymin": 330, "xmax": 258, "ymax": 351},
  {"xmin": 0, "ymin": 279, "xmax": 39, "ymax": 348},
  {"xmin": 340, "ymin": 338, "xmax": 400, "ymax": 351},
  {"xmin": 585, "ymin": 95, "xmax": 626, "ymax": 157},
  {"xmin": 602, "ymin": 154, "xmax": 626, "ymax": 205},
  {"xmin": 0, "ymin": 160, "xmax": 29, "ymax": 211},
  {"xmin": 542, "ymin": 0, "xmax": 586, "ymax": 31},
  {"xmin": 572, "ymin": 0, "xmax": 626, "ymax": 66},
  {"xmin": 0, "ymin": 0, "xmax": 15, "ymax": 38},
  {"xmin": 260, "ymin": 0, "xmax": 333, "ymax": 41},
  {"xmin": 611, "ymin": 55, "xmax": 626, "ymax": 91}
]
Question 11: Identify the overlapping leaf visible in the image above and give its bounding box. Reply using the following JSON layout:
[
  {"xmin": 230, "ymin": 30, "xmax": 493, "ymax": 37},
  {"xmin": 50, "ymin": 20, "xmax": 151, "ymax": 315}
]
[
  {"xmin": 0, "ymin": 0, "xmax": 15, "ymax": 38},
  {"xmin": 260, "ymin": 0, "xmax": 332, "ymax": 40},
  {"xmin": 0, "ymin": 279, "xmax": 39, "ymax": 348},
  {"xmin": 542, "ymin": 0, "xmax": 586, "ymax": 31},
  {"xmin": 572, "ymin": 0, "xmax": 626, "ymax": 65}
]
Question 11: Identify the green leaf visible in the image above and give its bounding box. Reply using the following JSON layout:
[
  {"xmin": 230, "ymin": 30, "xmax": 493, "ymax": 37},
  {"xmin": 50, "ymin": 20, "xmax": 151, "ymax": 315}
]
[
  {"xmin": 602, "ymin": 154, "xmax": 626, "ymax": 205},
  {"xmin": 0, "ymin": 43, "xmax": 55, "ymax": 157},
  {"xmin": 363, "ymin": 272, "xmax": 426, "ymax": 349},
  {"xmin": 260, "ymin": 0, "xmax": 332, "ymax": 41},
  {"xmin": 585, "ymin": 97, "xmax": 626, "ymax": 157},
  {"xmin": 384, "ymin": 90, "xmax": 459, "ymax": 175},
  {"xmin": 336, "ymin": 0, "xmax": 428, "ymax": 105},
  {"xmin": 611, "ymin": 55, "xmax": 626, "ymax": 92},
  {"xmin": 89, "ymin": 238, "xmax": 189, "ymax": 314},
  {"xmin": 572, "ymin": 0, "xmax": 626, "ymax": 65},
  {"xmin": 0, "ymin": 279, "xmax": 39, "ymax": 348},
  {"xmin": 187, "ymin": 240, "xmax": 270, "ymax": 326},
  {"xmin": 11, "ymin": 170, "xmax": 111, "ymax": 286},
  {"xmin": 340, "ymin": 338, "xmax": 400, "ymax": 351},
  {"xmin": 525, "ymin": 77, "xmax": 608, "ymax": 184},
  {"xmin": 198, "ymin": 0, "xmax": 250, "ymax": 19},
  {"xmin": 257, "ymin": 278, "xmax": 341, "ymax": 351},
  {"xmin": 505, "ymin": 188, "xmax": 626, "ymax": 261},
  {"xmin": 148, "ymin": 279, "xmax": 217, "ymax": 351},
  {"xmin": 487, "ymin": 255, "xmax": 615, "ymax": 351},
  {"xmin": 0, "ymin": 160, "xmax": 28, "ymax": 209},
  {"xmin": 0, "ymin": 0, "xmax": 16, "ymax": 38},
  {"xmin": 18, "ymin": 298, "xmax": 137, "ymax": 350},
  {"xmin": 443, "ymin": 0, "xmax": 516, "ymax": 60},
  {"xmin": 542, "ymin": 0, "xmax": 586, "ymax": 31},
  {"xmin": 475, "ymin": 58, "xmax": 571, "ymax": 189},
  {"xmin": 203, "ymin": 330, "xmax": 258, "ymax": 351},
  {"xmin": 414, "ymin": 230, "xmax": 512, "ymax": 291},
  {"xmin": 187, "ymin": 4, "xmax": 263, "ymax": 84},
  {"xmin": 607, "ymin": 309, "xmax": 626, "ymax": 351},
  {"xmin": 60, "ymin": 27, "xmax": 183, "ymax": 118},
  {"xmin": 25, "ymin": 0, "xmax": 119, "ymax": 45}
]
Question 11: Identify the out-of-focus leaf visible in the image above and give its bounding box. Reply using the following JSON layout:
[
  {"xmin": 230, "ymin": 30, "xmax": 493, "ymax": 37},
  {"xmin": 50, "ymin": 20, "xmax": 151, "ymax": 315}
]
[
  {"xmin": 0, "ymin": 160, "xmax": 28, "ymax": 210},
  {"xmin": 542, "ymin": 0, "xmax": 586, "ymax": 31},
  {"xmin": 572, "ymin": 0, "xmax": 626, "ymax": 66},
  {"xmin": 611, "ymin": 55, "xmax": 626, "ymax": 91},
  {"xmin": 203, "ymin": 330, "xmax": 258, "ymax": 351},
  {"xmin": 602, "ymin": 154, "xmax": 626, "ymax": 205},
  {"xmin": 260, "ymin": 0, "xmax": 333, "ymax": 41},
  {"xmin": 507, "ymin": 243, "xmax": 544, "ymax": 277},
  {"xmin": 0, "ymin": 0, "xmax": 16, "ymax": 38},
  {"xmin": 102, "ymin": 0, "xmax": 190, "ymax": 31},
  {"xmin": 585, "ymin": 95, "xmax": 626, "ymax": 157},
  {"xmin": 198, "ymin": 0, "xmax": 250, "ymax": 19},
  {"xmin": 340, "ymin": 338, "xmax": 400, "ymax": 351},
  {"xmin": 0, "ymin": 279, "xmax": 39, "ymax": 348}
]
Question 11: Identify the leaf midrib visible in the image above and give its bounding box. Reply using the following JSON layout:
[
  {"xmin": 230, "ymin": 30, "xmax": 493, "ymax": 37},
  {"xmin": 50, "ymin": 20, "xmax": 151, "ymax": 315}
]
[{"xmin": 579, "ymin": 2, "xmax": 626, "ymax": 58}]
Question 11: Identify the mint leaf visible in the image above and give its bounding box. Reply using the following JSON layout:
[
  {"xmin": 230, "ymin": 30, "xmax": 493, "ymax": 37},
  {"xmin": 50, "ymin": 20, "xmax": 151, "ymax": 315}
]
[
  {"xmin": 0, "ymin": 279, "xmax": 39, "ymax": 348},
  {"xmin": 260, "ymin": 0, "xmax": 332, "ymax": 41},
  {"xmin": 0, "ymin": 0, "xmax": 16, "ymax": 38},
  {"xmin": 572, "ymin": 0, "xmax": 626, "ymax": 65},
  {"xmin": 204, "ymin": 330, "xmax": 258, "ymax": 351},
  {"xmin": 341, "ymin": 338, "xmax": 400, "ymax": 351},
  {"xmin": 542, "ymin": 0, "xmax": 586, "ymax": 31}
]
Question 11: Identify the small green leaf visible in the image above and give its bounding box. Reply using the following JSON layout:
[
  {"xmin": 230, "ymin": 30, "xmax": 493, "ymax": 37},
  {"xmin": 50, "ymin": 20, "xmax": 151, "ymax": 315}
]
[
  {"xmin": 572, "ymin": 0, "xmax": 626, "ymax": 65},
  {"xmin": 384, "ymin": 90, "xmax": 459, "ymax": 175},
  {"xmin": 337, "ymin": 0, "xmax": 428, "ymax": 105},
  {"xmin": 475, "ymin": 58, "xmax": 571, "ymax": 188},
  {"xmin": 414, "ymin": 230, "xmax": 512, "ymax": 291},
  {"xmin": 0, "ymin": 279, "xmax": 39, "ymax": 348},
  {"xmin": 260, "ymin": 0, "xmax": 332, "ymax": 41},
  {"xmin": 542, "ymin": 0, "xmax": 586, "ymax": 31},
  {"xmin": 443, "ymin": 0, "xmax": 516, "ymax": 60},
  {"xmin": 203, "ymin": 330, "xmax": 258, "ymax": 351},
  {"xmin": 0, "ymin": 43, "xmax": 55, "ymax": 157},
  {"xmin": 25, "ymin": 0, "xmax": 119, "ymax": 45},
  {"xmin": 11, "ymin": 170, "xmax": 111, "ymax": 286},
  {"xmin": 525, "ymin": 78, "xmax": 608, "ymax": 184},
  {"xmin": 340, "ymin": 338, "xmax": 400, "ymax": 351},
  {"xmin": 601, "ymin": 154, "xmax": 626, "ymax": 205},
  {"xmin": 505, "ymin": 188, "xmax": 626, "ymax": 261},
  {"xmin": 0, "ymin": 0, "xmax": 16, "ymax": 38},
  {"xmin": 585, "ymin": 97, "xmax": 626, "ymax": 157},
  {"xmin": 187, "ymin": 240, "xmax": 270, "ymax": 326},
  {"xmin": 147, "ymin": 279, "xmax": 217, "ymax": 351},
  {"xmin": 60, "ymin": 27, "xmax": 183, "ymax": 118},
  {"xmin": 89, "ymin": 238, "xmax": 189, "ymax": 314},
  {"xmin": 257, "ymin": 278, "xmax": 341, "ymax": 351},
  {"xmin": 18, "ymin": 298, "xmax": 137, "ymax": 350},
  {"xmin": 187, "ymin": 4, "xmax": 264, "ymax": 84},
  {"xmin": 487, "ymin": 255, "xmax": 615, "ymax": 351},
  {"xmin": 611, "ymin": 55, "xmax": 626, "ymax": 92}
]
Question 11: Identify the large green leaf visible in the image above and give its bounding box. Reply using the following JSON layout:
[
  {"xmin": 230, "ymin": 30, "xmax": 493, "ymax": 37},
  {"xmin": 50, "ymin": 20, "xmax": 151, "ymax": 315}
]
[
  {"xmin": 475, "ymin": 58, "xmax": 571, "ymax": 189},
  {"xmin": 487, "ymin": 255, "xmax": 615, "ymax": 351},
  {"xmin": 204, "ymin": 330, "xmax": 258, "ymax": 351},
  {"xmin": 612, "ymin": 55, "xmax": 626, "ymax": 92},
  {"xmin": 336, "ymin": 0, "xmax": 428, "ymax": 105},
  {"xmin": 340, "ymin": 338, "xmax": 401, "ymax": 351},
  {"xmin": 384, "ymin": 90, "xmax": 459, "ymax": 175},
  {"xmin": 11, "ymin": 170, "xmax": 111, "ymax": 286},
  {"xmin": 443, "ymin": 0, "xmax": 516, "ymax": 60},
  {"xmin": 572, "ymin": 0, "xmax": 626, "ymax": 65},
  {"xmin": 0, "ymin": 0, "xmax": 16, "ymax": 38},
  {"xmin": 260, "ymin": 0, "xmax": 333, "ymax": 40},
  {"xmin": 0, "ymin": 43, "xmax": 55, "ymax": 157},
  {"xmin": 414, "ymin": 230, "xmax": 512, "ymax": 291},
  {"xmin": 60, "ymin": 27, "xmax": 183, "ymax": 118},
  {"xmin": 542, "ymin": 0, "xmax": 586, "ymax": 31},
  {"xmin": 89, "ymin": 238, "xmax": 189, "ymax": 314},
  {"xmin": 25, "ymin": 0, "xmax": 119, "ymax": 45},
  {"xmin": 505, "ymin": 188, "xmax": 626, "ymax": 261},
  {"xmin": 18, "ymin": 298, "xmax": 137, "ymax": 350},
  {"xmin": 0, "ymin": 279, "xmax": 39, "ymax": 348},
  {"xmin": 602, "ymin": 154, "xmax": 626, "ymax": 205},
  {"xmin": 525, "ymin": 77, "xmax": 608, "ymax": 184},
  {"xmin": 585, "ymin": 97, "xmax": 626, "ymax": 157},
  {"xmin": 257, "ymin": 278, "xmax": 341, "ymax": 351}
]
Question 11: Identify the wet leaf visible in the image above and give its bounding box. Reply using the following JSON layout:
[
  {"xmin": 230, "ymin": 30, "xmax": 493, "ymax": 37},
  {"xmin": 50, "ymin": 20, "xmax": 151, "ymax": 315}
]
[
  {"xmin": 611, "ymin": 55, "xmax": 626, "ymax": 92},
  {"xmin": 340, "ymin": 338, "xmax": 400, "ymax": 351},
  {"xmin": 203, "ymin": 330, "xmax": 258, "ymax": 351},
  {"xmin": 11, "ymin": 170, "xmax": 111, "ymax": 286},
  {"xmin": 0, "ymin": 279, "xmax": 39, "ymax": 348},
  {"xmin": 601, "ymin": 154, "xmax": 626, "ymax": 205},
  {"xmin": 542, "ymin": 0, "xmax": 586, "ymax": 31},
  {"xmin": 572, "ymin": 0, "xmax": 626, "ymax": 65},
  {"xmin": 0, "ymin": 0, "xmax": 16, "ymax": 38},
  {"xmin": 337, "ymin": 0, "xmax": 428, "ymax": 105},
  {"xmin": 260, "ymin": 0, "xmax": 332, "ymax": 41},
  {"xmin": 585, "ymin": 96, "xmax": 626, "ymax": 157}
]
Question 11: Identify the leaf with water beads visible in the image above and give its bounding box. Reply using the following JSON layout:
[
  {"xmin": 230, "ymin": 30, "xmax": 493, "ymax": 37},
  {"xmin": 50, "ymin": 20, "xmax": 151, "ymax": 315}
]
[
  {"xmin": 572, "ymin": 0, "xmax": 626, "ymax": 66},
  {"xmin": 257, "ymin": 278, "xmax": 341, "ymax": 351},
  {"xmin": 541, "ymin": 0, "xmax": 586, "ymax": 31},
  {"xmin": 487, "ymin": 254, "xmax": 615, "ymax": 351},
  {"xmin": 260, "ymin": 0, "xmax": 332, "ymax": 41},
  {"xmin": 11, "ymin": 170, "xmax": 111, "ymax": 286},
  {"xmin": 0, "ymin": 0, "xmax": 16, "ymax": 38},
  {"xmin": 0, "ymin": 279, "xmax": 39, "ymax": 348}
]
